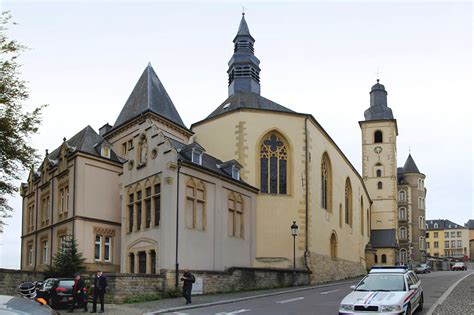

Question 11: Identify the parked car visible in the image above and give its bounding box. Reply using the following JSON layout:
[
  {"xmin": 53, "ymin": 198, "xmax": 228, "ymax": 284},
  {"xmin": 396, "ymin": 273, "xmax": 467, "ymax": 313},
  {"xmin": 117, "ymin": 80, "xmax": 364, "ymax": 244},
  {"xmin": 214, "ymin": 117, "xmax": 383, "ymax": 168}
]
[
  {"xmin": 451, "ymin": 262, "xmax": 467, "ymax": 271},
  {"xmin": 0, "ymin": 294, "xmax": 59, "ymax": 314},
  {"xmin": 339, "ymin": 266, "xmax": 423, "ymax": 314},
  {"xmin": 415, "ymin": 263, "xmax": 431, "ymax": 274},
  {"xmin": 36, "ymin": 278, "xmax": 76, "ymax": 309}
]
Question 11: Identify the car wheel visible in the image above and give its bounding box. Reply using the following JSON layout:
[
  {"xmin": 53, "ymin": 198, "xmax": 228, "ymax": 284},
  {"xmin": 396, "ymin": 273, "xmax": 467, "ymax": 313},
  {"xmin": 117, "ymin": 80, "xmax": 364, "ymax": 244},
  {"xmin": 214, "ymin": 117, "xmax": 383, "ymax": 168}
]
[
  {"xmin": 405, "ymin": 303, "xmax": 412, "ymax": 315},
  {"xmin": 418, "ymin": 293, "xmax": 424, "ymax": 312}
]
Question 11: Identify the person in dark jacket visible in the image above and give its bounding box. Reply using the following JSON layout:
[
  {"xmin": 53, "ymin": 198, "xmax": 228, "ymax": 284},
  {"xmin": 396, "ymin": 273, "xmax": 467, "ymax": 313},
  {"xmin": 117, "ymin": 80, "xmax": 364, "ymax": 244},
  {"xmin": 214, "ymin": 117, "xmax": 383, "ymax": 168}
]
[
  {"xmin": 180, "ymin": 269, "xmax": 195, "ymax": 305},
  {"xmin": 68, "ymin": 272, "xmax": 88, "ymax": 312},
  {"xmin": 91, "ymin": 269, "xmax": 107, "ymax": 313}
]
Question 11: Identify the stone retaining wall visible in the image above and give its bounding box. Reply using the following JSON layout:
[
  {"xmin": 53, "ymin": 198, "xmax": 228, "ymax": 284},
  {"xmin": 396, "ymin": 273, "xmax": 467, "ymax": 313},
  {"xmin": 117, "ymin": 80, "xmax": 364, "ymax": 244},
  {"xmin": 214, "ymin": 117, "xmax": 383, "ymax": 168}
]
[
  {"xmin": 0, "ymin": 268, "xmax": 45, "ymax": 295},
  {"xmin": 308, "ymin": 252, "xmax": 366, "ymax": 284}
]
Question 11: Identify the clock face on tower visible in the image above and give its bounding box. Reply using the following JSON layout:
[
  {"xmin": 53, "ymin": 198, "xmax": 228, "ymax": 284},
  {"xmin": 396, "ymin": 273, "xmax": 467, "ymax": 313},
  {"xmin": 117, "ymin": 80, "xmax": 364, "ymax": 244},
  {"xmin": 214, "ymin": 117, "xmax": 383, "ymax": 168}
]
[{"xmin": 374, "ymin": 146, "xmax": 383, "ymax": 154}]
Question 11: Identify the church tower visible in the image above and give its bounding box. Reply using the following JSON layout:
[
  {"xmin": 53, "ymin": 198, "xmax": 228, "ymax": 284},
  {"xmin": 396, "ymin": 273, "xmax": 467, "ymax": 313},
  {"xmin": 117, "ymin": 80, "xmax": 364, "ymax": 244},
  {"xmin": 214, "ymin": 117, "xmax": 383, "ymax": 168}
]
[
  {"xmin": 227, "ymin": 13, "xmax": 261, "ymax": 96},
  {"xmin": 360, "ymin": 80, "xmax": 399, "ymax": 265}
]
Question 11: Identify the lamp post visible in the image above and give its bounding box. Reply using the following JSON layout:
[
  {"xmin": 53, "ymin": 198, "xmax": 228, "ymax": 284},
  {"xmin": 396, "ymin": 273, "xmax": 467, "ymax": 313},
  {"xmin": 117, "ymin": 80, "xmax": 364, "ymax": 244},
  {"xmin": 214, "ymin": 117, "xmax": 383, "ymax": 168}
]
[{"xmin": 291, "ymin": 221, "xmax": 298, "ymax": 286}]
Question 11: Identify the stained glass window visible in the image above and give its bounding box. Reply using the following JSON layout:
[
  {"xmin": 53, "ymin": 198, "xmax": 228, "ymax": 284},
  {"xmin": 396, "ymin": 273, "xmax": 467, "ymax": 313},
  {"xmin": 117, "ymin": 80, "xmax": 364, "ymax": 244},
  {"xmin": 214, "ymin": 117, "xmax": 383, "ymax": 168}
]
[{"xmin": 260, "ymin": 133, "xmax": 288, "ymax": 194}]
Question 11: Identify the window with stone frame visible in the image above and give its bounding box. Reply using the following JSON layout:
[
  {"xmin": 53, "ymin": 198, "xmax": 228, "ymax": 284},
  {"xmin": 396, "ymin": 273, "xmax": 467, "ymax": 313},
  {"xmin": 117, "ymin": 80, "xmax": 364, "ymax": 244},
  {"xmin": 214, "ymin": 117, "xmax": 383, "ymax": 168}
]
[
  {"xmin": 41, "ymin": 239, "xmax": 49, "ymax": 265},
  {"xmin": 58, "ymin": 185, "xmax": 69, "ymax": 217},
  {"xmin": 129, "ymin": 253, "xmax": 135, "ymax": 273},
  {"xmin": 399, "ymin": 190, "xmax": 406, "ymax": 202},
  {"xmin": 136, "ymin": 190, "xmax": 142, "ymax": 231},
  {"xmin": 321, "ymin": 153, "xmax": 333, "ymax": 211},
  {"xmin": 344, "ymin": 178, "xmax": 353, "ymax": 226},
  {"xmin": 58, "ymin": 234, "xmax": 68, "ymax": 253},
  {"xmin": 95, "ymin": 235, "xmax": 102, "ymax": 261},
  {"xmin": 445, "ymin": 241, "xmax": 449, "ymax": 248},
  {"xmin": 145, "ymin": 186, "xmax": 152, "ymax": 228},
  {"xmin": 374, "ymin": 130, "xmax": 383, "ymax": 143},
  {"xmin": 399, "ymin": 227, "xmax": 407, "ymax": 239},
  {"xmin": 399, "ymin": 207, "xmax": 407, "ymax": 220},
  {"xmin": 27, "ymin": 203, "xmax": 34, "ymax": 233},
  {"xmin": 381, "ymin": 254, "xmax": 387, "ymax": 263},
  {"xmin": 457, "ymin": 240, "xmax": 462, "ymax": 248},
  {"xmin": 185, "ymin": 178, "xmax": 206, "ymax": 231},
  {"xmin": 360, "ymin": 197, "xmax": 364, "ymax": 235},
  {"xmin": 376, "ymin": 169, "xmax": 382, "ymax": 177},
  {"xmin": 330, "ymin": 232, "xmax": 337, "ymax": 260},
  {"xmin": 259, "ymin": 132, "xmax": 288, "ymax": 195},
  {"xmin": 451, "ymin": 240, "xmax": 456, "ymax": 248},
  {"xmin": 377, "ymin": 181, "xmax": 383, "ymax": 190},
  {"xmin": 150, "ymin": 250, "xmax": 157, "ymax": 274},
  {"xmin": 138, "ymin": 251, "xmax": 146, "ymax": 274},
  {"xmin": 27, "ymin": 242, "xmax": 33, "ymax": 266},
  {"xmin": 128, "ymin": 192, "xmax": 134, "ymax": 233},
  {"xmin": 434, "ymin": 241, "xmax": 439, "ymax": 248},
  {"xmin": 339, "ymin": 204, "xmax": 343, "ymax": 228},
  {"xmin": 400, "ymin": 249, "xmax": 407, "ymax": 263},
  {"xmin": 153, "ymin": 181, "xmax": 161, "ymax": 227},
  {"xmin": 228, "ymin": 192, "xmax": 244, "ymax": 238},
  {"xmin": 40, "ymin": 194, "xmax": 50, "ymax": 227},
  {"xmin": 434, "ymin": 232, "xmax": 438, "ymax": 238}
]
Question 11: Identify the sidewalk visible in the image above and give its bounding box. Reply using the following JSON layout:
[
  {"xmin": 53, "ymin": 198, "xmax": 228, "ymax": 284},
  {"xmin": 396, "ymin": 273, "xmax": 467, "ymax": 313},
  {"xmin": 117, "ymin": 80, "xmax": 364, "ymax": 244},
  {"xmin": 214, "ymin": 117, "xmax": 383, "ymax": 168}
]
[
  {"xmin": 67, "ymin": 276, "xmax": 361, "ymax": 315},
  {"xmin": 431, "ymin": 272, "xmax": 473, "ymax": 315}
]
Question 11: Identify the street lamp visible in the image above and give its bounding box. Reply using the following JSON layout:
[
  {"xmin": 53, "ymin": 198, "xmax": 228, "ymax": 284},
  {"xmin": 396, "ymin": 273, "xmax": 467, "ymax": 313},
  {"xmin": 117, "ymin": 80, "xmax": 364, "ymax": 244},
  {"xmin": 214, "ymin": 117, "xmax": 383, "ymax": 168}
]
[{"xmin": 291, "ymin": 221, "xmax": 298, "ymax": 286}]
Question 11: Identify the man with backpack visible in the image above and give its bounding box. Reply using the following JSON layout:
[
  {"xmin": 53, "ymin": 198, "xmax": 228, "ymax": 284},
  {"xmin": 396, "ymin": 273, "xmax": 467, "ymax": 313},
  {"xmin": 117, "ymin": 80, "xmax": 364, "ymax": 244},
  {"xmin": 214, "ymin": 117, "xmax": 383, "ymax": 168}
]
[{"xmin": 180, "ymin": 268, "xmax": 195, "ymax": 305}]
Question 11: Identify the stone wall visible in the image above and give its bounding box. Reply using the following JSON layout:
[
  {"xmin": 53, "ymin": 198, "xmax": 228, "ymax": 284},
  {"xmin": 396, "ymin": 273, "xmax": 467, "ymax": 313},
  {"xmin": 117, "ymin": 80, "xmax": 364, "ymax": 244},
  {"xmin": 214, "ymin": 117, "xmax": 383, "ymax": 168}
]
[
  {"xmin": 106, "ymin": 272, "xmax": 165, "ymax": 303},
  {"xmin": 0, "ymin": 268, "xmax": 45, "ymax": 296},
  {"xmin": 307, "ymin": 252, "xmax": 366, "ymax": 284}
]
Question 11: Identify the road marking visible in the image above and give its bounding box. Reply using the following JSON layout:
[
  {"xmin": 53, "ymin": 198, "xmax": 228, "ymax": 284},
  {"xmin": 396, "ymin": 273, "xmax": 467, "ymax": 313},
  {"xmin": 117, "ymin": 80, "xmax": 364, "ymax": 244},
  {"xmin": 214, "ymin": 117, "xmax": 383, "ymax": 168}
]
[
  {"xmin": 215, "ymin": 309, "xmax": 251, "ymax": 315},
  {"xmin": 276, "ymin": 297, "xmax": 304, "ymax": 304},
  {"xmin": 320, "ymin": 289, "xmax": 339, "ymax": 295},
  {"xmin": 426, "ymin": 272, "xmax": 473, "ymax": 315}
]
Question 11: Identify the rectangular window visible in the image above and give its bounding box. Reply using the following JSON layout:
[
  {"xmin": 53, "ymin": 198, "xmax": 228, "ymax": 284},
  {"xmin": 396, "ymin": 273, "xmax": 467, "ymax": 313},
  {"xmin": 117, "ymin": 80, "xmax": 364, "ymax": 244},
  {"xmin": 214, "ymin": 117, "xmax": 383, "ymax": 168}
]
[
  {"xmin": 451, "ymin": 240, "xmax": 456, "ymax": 248},
  {"xmin": 445, "ymin": 232, "xmax": 449, "ymax": 238},
  {"xmin": 59, "ymin": 188, "xmax": 65, "ymax": 214},
  {"xmin": 138, "ymin": 251, "xmax": 146, "ymax": 274},
  {"xmin": 426, "ymin": 242, "xmax": 430, "ymax": 249},
  {"xmin": 27, "ymin": 243, "xmax": 33, "ymax": 265},
  {"xmin": 185, "ymin": 180, "xmax": 206, "ymax": 230},
  {"xmin": 145, "ymin": 187, "xmax": 151, "ymax": 228},
  {"xmin": 445, "ymin": 241, "xmax": 449, "ymax": 248},
  {"xmin": 42, "ymin": 240, "xmax": 48, "ymax": 264},
  {"xmin": 153, "ymin": 184, "xmax": 161, "ymax": 226},
  {"xmin": 128, "ymin": 139, "xmax": 133, "ymax": 150},
  {"xmin": 122, "ymin": 142, "xmax": 127, "ymax": 154},
  {"xmin": 58, "ymin": 235, "xmax": 67, "ymax": 253},
  {"xmin": 228, "ymin": 194, "xmax": 244, "ymax": 238},
  {"xmin": 457, "ymin": 240, "xmax": 461, "ymax": 248},
  {"xmin": 136, "ymin": 191, "xmax": 142, "ymax": 230},
  {"xmin": 434, "ymin": 232, "xmax": 438, "ymax": 238},
  {"xmin": 457, "ymin": 231, "xmax": 461, "ymax": 237},
  {"xmin": 150, "ymin": 250, "xmax": 156, "ymax": 274},
  {"xmin": 130, "ymin": 253, "xmax": 135, "ymax": 273},
  {"xmin": 95, "ymin": 235, "xmax": 102, "ymax": 261},
  {"xmin": 128, "ymin": 193, "xmax": 134, "ymax": 233},
  {"xmin": 434, "ymin": 241, "xmax": 439, "ymax": 248},
  {"xmin": 104, "ymin": 236, "xmax": 111, "ymax": 262},
  {"xmin": 451, "ymin": 231, "xmax": 456, "ymax": 238}
]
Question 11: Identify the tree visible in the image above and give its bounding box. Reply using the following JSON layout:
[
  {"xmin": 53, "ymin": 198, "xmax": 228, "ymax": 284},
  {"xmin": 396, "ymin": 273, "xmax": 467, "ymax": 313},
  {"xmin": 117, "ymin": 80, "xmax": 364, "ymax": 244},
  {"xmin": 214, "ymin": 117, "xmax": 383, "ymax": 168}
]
[
  {"xmin": 45, "ymin": 236, "xmax": 86, "ymax": 278},
  {"xmin": 0, "ymin": 11, "xmax": 46, "ymax": 232}
]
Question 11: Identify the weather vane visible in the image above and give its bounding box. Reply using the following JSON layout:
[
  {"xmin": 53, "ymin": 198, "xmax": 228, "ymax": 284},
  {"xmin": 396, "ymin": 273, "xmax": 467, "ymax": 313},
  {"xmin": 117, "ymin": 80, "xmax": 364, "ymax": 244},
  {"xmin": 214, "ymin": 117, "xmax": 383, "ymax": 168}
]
[
  {"xmin": 242, "ymin": 5, "xmax": 245, "ymax": 16},
  {"xmin": 376, "ymin": 67, "xmax": 381, "ymax": 83}
]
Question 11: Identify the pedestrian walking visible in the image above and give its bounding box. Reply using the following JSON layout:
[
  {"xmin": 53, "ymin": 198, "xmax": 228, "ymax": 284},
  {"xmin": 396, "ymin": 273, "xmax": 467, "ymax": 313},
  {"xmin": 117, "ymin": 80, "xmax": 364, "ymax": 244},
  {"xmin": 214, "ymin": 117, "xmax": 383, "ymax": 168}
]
[
  {"xmin": 68, "ymin": 272, "xmax": 88, "ymax": 313},
  {"xmin": 91, "ymin": 269, "xmax": 107, "ymax": 313},
  {"xmin": 180, "ymin": 268, "xmax": 195, "ymax": 305}
]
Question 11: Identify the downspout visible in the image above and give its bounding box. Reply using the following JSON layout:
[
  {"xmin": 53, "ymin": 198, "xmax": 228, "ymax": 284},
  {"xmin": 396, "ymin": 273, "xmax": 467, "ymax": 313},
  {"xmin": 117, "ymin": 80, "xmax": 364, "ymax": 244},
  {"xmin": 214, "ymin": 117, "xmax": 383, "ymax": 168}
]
[
  {"xmin": 20, "ymin": 188, "xmax": 25, "ymax": 270},
  {"xmin": 72, "ymin": 159, "xmax": 76, "ymax": 237},
  {"xmin": 50, "ymin": 175, "xmax": 54, "ymax": 266},
  {"xmin": 304, "ymin": 116, "xmax": 310, "ymax": 271},
  {"xmin": 175, "ymin": 159, "xmax": 181, "ymax": 290},
  {"xmin": 34, "ymin": 181, "xmax": 39, "ymax": 271}
]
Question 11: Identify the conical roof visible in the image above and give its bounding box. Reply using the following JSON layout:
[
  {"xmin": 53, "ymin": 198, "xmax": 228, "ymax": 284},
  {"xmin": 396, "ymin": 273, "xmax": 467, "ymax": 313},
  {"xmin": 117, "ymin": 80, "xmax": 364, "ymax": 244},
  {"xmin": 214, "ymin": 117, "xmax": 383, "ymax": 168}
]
[
  {"xmin": 234, "ymin": 14, "xmax": 254, "ymax": 41},
  {"xmin": 403, "ymin": 154, "xmax": 420, "ymax": 173},
  {"xmin": 112, "ymin": 64, "xmax": 186, "ymax": 130}
]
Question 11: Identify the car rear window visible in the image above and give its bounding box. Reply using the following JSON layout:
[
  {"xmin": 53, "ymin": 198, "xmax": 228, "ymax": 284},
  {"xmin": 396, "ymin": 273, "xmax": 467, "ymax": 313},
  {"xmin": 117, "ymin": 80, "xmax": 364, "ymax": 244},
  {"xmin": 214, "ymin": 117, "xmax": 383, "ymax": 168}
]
[{"xmin": 58, "ymin": 280, "xmax": 74, "ymax": 288}]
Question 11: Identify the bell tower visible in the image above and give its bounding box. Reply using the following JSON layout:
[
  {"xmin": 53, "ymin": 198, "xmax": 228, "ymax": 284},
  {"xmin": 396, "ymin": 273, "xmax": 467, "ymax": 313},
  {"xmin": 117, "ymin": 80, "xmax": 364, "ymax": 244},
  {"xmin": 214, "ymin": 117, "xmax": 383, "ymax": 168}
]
[{"xmin": 360, "ymin": 80, "xmax": 399, "ymax": 265}]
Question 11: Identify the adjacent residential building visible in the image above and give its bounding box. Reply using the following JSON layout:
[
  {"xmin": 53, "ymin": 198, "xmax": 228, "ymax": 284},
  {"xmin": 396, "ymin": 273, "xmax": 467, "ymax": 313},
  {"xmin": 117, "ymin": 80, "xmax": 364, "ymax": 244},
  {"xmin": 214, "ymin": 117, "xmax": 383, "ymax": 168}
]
[
  {"xmin": 20, "ymin": 126, "xmax": 123, "ymax": 272},
  {"xmin": 426, "ymin": 219, "xmax": 469, "ymax": 260},
  {"xmin": 464, "ymin": 220, "xmax": 474, "ymax": 261},
  {"xmin": 397, "ymin": 155, "xmax": 427, "ymax": 265}
]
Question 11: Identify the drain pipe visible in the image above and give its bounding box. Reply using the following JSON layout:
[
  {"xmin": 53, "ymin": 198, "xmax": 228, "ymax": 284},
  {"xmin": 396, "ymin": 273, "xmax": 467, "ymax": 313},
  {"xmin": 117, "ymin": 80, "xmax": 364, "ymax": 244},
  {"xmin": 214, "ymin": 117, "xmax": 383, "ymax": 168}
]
[
  {"xmin": 304, "ymin": 116, "xmax": 310, "ymax": 271},
  {"xmin": 175, "ymin": 159, "xmax": 181, "ymax": 290}
]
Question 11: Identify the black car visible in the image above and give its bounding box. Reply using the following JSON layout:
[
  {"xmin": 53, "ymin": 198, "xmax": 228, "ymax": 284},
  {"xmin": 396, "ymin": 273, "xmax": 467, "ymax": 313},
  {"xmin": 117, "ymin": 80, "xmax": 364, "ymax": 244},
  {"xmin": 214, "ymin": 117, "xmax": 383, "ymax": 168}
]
[{"xmin": 37, "ymin": 278, "xmax": 77, "ymax": 309}]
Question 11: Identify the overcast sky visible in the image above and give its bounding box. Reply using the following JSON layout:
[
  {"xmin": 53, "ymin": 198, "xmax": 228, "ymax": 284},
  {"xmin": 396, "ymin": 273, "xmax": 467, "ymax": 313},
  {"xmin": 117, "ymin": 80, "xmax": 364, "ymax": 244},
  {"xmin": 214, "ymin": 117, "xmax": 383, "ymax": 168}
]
[{"xmin": 1, "ymin": 0, "xmax": 472, "ymax": 268}]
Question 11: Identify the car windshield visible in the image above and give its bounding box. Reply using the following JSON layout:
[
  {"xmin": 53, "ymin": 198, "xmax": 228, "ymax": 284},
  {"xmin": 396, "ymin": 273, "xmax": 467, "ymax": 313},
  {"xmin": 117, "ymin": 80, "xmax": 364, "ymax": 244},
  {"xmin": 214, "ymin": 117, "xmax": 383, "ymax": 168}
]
[
  {"xmin": 454, "ymin": 263, "xmax": 464, "ymax": 266},
  {"xmin": 355, "ymin": 274, "xmax": 405, "ymax": 292},
  {"xmin": 58, "ymin": 280, "xmax": 74, "ymax": 288},
  {"xmin": 43, "ymin": 279, "xmax": 55, "ymax": 290}
]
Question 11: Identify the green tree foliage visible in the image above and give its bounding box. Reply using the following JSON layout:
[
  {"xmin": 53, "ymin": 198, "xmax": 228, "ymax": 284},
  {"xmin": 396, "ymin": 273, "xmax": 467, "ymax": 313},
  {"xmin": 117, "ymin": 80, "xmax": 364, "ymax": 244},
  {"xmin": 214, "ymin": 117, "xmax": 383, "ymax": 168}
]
[
  {"xmin": 0, "ymin": 11, "xmax": 46, "ymax": 231},
  {"xmin": 45, "ymin": 236, "xmax": 86, "ymax": 278}
]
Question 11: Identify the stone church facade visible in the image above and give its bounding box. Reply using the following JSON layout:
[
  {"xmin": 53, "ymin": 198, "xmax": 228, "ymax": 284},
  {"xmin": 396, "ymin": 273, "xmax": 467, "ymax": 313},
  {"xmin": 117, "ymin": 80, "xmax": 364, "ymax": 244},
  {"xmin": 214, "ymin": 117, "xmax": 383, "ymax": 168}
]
[{"xmin": 20, "ymin": 14, "xmax": 426, "ymax": 282}]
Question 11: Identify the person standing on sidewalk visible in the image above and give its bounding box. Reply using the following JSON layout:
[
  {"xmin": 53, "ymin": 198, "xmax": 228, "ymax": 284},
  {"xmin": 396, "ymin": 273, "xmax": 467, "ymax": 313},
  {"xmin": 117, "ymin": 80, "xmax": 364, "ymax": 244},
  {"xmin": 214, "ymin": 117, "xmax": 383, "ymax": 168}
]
[
  {"xmin": 91, "ymin": 269, "xmax": 107, "ymax": 313},
  {"xmin": 68, "ymin": 272, "xmax": 88, "ymax": 313},
  {"xmin": 180, "ymin": 269, "xmax": 195, "ymax": 305}
]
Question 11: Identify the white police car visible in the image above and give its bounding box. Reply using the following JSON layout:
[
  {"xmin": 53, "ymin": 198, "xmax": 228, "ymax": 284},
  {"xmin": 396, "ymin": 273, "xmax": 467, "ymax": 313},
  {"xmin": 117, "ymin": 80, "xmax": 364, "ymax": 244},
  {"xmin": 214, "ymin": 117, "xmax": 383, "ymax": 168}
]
[{"xmin": 339, "ymin": 266, "xmax": 423, "ymax": 314}]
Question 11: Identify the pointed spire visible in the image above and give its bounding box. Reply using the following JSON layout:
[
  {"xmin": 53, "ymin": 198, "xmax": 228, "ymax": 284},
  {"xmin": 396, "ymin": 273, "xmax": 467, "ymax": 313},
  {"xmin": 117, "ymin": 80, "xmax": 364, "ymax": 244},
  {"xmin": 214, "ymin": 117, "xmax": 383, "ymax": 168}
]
[
  {"xmin": 403, "ymin": 154, "xmax": 420, "ymax": 173},
  {"xmin": 228, "ymin": 13, "xmax": 261, "ymax": 96}
]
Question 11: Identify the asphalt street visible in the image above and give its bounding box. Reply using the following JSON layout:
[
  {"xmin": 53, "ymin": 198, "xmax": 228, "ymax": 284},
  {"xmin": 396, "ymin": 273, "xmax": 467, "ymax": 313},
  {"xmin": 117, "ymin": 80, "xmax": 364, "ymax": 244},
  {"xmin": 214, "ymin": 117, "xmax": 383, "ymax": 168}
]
[{"xmin": 165, "ymin": 270, "xmax": 470, "ymax": 315}]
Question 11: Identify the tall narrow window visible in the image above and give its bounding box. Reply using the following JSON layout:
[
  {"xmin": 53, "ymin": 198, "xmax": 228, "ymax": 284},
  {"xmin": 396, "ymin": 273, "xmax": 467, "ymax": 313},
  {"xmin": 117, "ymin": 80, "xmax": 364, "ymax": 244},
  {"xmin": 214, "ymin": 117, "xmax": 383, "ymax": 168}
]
[
  {"xmin": 344, "ymin": 178, "xmax": 352, "ymax": 226},
  {"xmin": 377, "ymin": 181, "xmax": 383, "ymax": 190},
  {"xmin": 399, "ymin": 207, "xmax": 406, "ymax": 220},
  {"xmin": 130, "ymin": 253, "xmax": 135, "ymax": 273},
  {"xmin": 185, "ymin": 179, "xmax": 206, "ymax": 230},
  {"xmin": 95, "ymin": 235, "xmax": 102, "ymax": 260},
  {"xmin": 399, "ymin": 190, "xmax": 406, "ymax": 201},
  {"xmin": 138, "ymin": 251, "xmax": 146, "ymax": 274},
  {"xmin": 374, "ymin": 254, "xmax": 378, "ymax": 264},
  {"xmin": 228, "ymin": 192, "xmax": 244, "ymax": 238},
  {"xmin": 259, "ymin": 133, "xmax": 288, "ymax": 194},
  {"xmin": 400, "ymin": 249, "xmax": 407, "ymax": 264},
  {"xmin": 27, "ymin": 243, "xmax": 33, "ymax": 265},
  {"xmin": 330, "ymin": 233, "xmax": 337, "ymax": 260},
  {"xmin": 376, "ymin": 169, "xmax": 382, "ymax": 177},
  {"xmin": 42, "ymin": 240, "xmax": 48, "ymax": 264},
  {"xmin": 136, "ymin": 190, "xmax": 142, "ymax": 230},
  {"xmin": 339, "ymin": 204, "xmax": 343, "ymax": 228},
  {"xmin": 381, "ymin": 254, "xmax": 387, "ymax": 263},
  {"xmin": 104, "ymin": 236, "xmax": 111, "ymax": 262},
  {"xmin": 150, "ymin": 250, "xmax": 156, "ymax": 274},
  {"xmin": 374, "ymin": 130, "xmax": 383, "ymax": 143},
  {"xmin": 360, "ymin": 197, "xmax": 364, "ymax": 235},
  {"xmin": 399, "ymin": 227, "xmax": 407, "ymax": 239},
  {"xmin": 321, "ymin": 153, "xmax": 332, "ymax": 211},
  {"xmin": 153, "ymin": 183, "xmax": 161, "ymax": 226},
  {"xmin": 128, "ymin": 193, "xmax": 134, "ymax": 233},
  {"xmin": 145, "ymin": 187, "xmax": 151, "ymax": 228}
]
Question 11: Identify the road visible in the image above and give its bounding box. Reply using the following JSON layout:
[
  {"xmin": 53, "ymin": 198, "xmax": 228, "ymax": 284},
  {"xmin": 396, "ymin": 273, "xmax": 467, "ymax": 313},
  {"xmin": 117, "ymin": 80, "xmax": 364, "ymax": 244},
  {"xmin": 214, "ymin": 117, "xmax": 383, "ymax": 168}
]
[{"xmin": 167, "ymin": 270, "xmax": 470, "ymax": 315}]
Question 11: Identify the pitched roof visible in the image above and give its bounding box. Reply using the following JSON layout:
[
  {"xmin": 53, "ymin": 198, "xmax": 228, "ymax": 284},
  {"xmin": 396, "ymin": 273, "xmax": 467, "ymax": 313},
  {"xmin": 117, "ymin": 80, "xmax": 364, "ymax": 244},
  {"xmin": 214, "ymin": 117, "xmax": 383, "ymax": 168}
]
[
  {"xmin": 465, "ymin": 219, "xmax": 474, "ymax": 229},
  {"xmin": 201, "ymin": 91, "xmax": 294, "ymax": 122},
  {"xmin": 426, "ymin": 219, "xmax": 465, "ymax": 230},
  {"xmin": 402, "ymin": 154, "xmax": 420, "ymax": 173},
  {"xmin": 112, "ymin": 64, "xmax": 187, "ymax": 131},
  {"xmin": 370, "ymin": 229, "xmax": 398, "ymax": 248}
]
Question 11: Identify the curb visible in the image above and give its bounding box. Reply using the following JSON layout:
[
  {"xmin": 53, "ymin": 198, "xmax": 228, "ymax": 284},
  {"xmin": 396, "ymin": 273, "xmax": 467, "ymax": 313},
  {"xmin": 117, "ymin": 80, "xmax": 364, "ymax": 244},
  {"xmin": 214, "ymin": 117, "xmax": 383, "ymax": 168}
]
[
  {"xmin": 146, "ymin": 278, "xmax": 362, "ymax": 314},
  {"xmin": 426, "ymin": 272, "xmax": 473, "ymax": 315}
]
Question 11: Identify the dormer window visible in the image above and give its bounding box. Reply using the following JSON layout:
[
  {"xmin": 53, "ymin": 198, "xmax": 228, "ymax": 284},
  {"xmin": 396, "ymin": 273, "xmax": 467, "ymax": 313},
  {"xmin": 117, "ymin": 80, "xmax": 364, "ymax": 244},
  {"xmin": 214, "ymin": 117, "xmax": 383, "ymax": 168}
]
[
  {"xmin": 101, "ymin": 145, "xmax": 111, "ymax": 158},
  {"xmin": 232, "ymin": 166, "xmax": 240, "ymax": 180},
  {"xmin": 192, "ymin": 149, "xmax": 202, "ymax": 165}
]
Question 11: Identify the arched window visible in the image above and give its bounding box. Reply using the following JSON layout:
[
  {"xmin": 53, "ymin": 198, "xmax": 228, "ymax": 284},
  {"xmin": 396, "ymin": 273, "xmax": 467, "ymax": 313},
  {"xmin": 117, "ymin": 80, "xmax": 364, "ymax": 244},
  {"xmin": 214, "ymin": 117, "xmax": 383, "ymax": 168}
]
[
  {"xmin": 259, "ymin": 132, "xmax": 288, "ymax": 194},
  {"xmin": 381, "ymin": 254, "xmax": 387, "ymax": 263},
  {"xmin": 419, "ymin": 236, "xmax": 425, "ymax": 250},
  {"xmin": 330, "ymin": 232, "xmax": 337, "ymax": 260},
  {"xmin": 228, "ymin": 192, "xmax": 244, "ymax": 238},
  {"xmin": 399, "ymin": 227, "xmax": 407, "ymax": 239},
  {"xmin": 344, "ymin": 178, "xmax": 352, "ymax": 226},
  {"xmin": 399, "ymin": 190, "xmax": 406, "ymax": 201},
  {"xmin": 374, "ymin": 254, "xmax": 378, "ymax": 263},
  {"xmin": 185, "ymin": 178, "xmax": 206, "ymax": 230},
  {"xmin": 321, "ymin": 153, "xmax": 333, "ymax": 212},
  {"xmin": 400, "ymin": 249, "xmax": 407, "ymax": 264},
  {"xmin": 339, "ymin": 204, "xmax": 343, "ymax": 228},
  {"xmin": 360, "ymin": 197, "xmax": 364, "ymax": 235},
  {"xmin": 399, "ymin": 207, "xmax": 406, "ymax": 220},
  {"xmin": 376, "ymin": 169, "xmax": 382, "ymax": 177},
  {"xmin": 374, "ymin": 130, "xmax": 383, "ymax": 143},
  {"xmin": 434, "ymin": 223, "xmax": 438, "ymax": 229},
  {"xmin": 377, "ymin": 181, "xmax": 383, "ymax": 190}
]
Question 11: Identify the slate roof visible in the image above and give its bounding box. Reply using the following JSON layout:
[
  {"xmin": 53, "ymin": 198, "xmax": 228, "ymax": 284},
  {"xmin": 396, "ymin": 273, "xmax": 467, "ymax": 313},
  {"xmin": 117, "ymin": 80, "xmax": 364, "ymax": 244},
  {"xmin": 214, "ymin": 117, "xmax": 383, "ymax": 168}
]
[
  {"xmin": 111, "ymin": 64, "xmax": 187, "ymax": 132},
  {"xmin": 364, "ymin": 80, "xmax": 394, "ymax": 120},
  {"xmin": 235, "ymin": 14, "xmax": 252, "ymax": 39},
  {"xmin": 49, "ymin": 125, "xmax": 121, "ymax": 163},
  {"xmin": 164, "ymin": 136, "xmax": 256, "ymax": 190},
  {"xmin": 402, "ymin": 154, "xmax": 420, "ymax": 173},
  {"xmin": 203, "ymin": 91, "xmax": 294, "ymax": 121},
  {"xmin": 370, "ymin": 229, "xmax": 398, "ymax": 248},
  {"xmin": 426, "ymin": 219, "xmax": 465, "ymax": 230},
  {"xmin": 465, "ymin": 219, "xmax": 474, "ymax": 229}
]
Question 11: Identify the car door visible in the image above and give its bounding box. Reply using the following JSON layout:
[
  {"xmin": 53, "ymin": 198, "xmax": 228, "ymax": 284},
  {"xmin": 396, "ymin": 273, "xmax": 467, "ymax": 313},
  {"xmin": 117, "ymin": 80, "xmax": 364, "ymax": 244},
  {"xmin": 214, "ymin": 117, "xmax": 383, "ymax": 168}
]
[{"xmin": 407, "ymin": 272, "xmax": 421, "ymax": 306}]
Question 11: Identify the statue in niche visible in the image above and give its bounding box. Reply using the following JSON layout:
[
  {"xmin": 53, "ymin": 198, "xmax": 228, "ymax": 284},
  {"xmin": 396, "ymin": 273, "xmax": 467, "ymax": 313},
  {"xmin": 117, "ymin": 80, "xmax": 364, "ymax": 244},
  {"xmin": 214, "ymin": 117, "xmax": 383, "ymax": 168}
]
[{"xmin": 139, "ymin": 135, "xmax": 148, "ymax": 165}]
